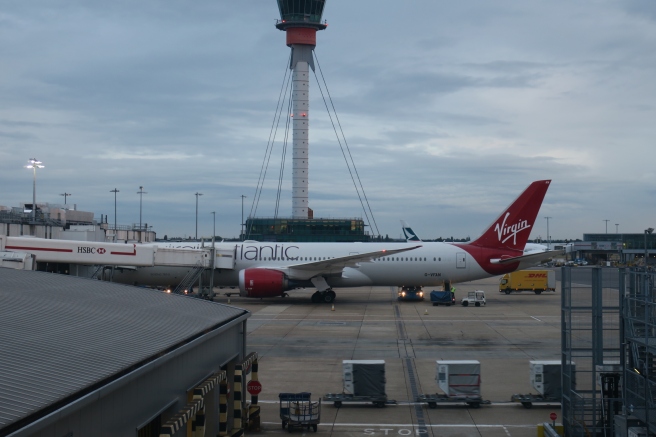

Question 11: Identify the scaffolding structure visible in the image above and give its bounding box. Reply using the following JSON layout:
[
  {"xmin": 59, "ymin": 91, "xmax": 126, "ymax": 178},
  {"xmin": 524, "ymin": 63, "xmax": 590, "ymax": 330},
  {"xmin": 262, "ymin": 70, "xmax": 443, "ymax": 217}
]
[
  {"xmin": 561, "ymin": 267, "xmax": 655, "ymax": 437},
  {"xmin": 623, "ymin": 269, "xmax": 656, "ymax": 435},
  {"xmin": 561, "ymin": 267, "xmax": 623, "ymax": 437}
]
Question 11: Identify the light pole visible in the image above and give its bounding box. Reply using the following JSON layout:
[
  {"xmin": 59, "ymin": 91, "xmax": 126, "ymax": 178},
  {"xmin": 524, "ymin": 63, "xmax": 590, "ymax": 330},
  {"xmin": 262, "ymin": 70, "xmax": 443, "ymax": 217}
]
[
  {"xmin": 195, "ymin": 192, "xmax": 203, "ymax": 239},
  {"xmin": 544, "ymin": 216, "xmax": 552, "ymax": 249},
  {"xmin": 645, "ymin": 228, "xmax": 653, "ymax": 269},
  {"xmin": 60, "ymin": 192, "xmax": 72, "ymax": 205},
  {"xmin": 211, "ymin": 211, "xmax": 216, "ymax": 238},
  {"xmin": 110, "ymin": 188, "xmax": 119, "ymax": 242},
  {"xmin": 615, "ymin": 223, "xmax": 619, "ymax": 234},
  {"xmin": 241, "ymin": 194, "xmax": 247, "ymax": 241},
  {"xmin": 25, "ymin": 158, "xmax": 44, "ymax": 222},
  {"xmin": 137, "ymin": 186, "xmax": 147, "ymax": 230},
  {"xmin": 603, "ymin": 219, "xmax": 610, "ymax": 234}
]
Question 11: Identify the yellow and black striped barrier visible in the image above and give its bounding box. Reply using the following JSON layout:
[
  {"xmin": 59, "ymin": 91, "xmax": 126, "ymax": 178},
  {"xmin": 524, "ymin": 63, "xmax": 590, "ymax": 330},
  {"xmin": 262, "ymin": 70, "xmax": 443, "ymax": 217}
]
[{"xmin": 160, "ymin": 370, "xmax": 226, "ymax": 437}]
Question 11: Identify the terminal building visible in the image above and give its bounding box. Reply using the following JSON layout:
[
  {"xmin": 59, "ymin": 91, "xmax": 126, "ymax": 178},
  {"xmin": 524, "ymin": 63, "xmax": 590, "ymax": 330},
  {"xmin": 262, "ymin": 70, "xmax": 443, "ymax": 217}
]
[
  {"xmin": 0, "ymin": 202, "xmax": 155, "ymax": 243},
  {"xmin": 567, "ymin": 232, "xmax": 656, "ymax": 266},
  {"xmin": 0, "ymin": 268, "xmax": 259, "ymax": 437}
]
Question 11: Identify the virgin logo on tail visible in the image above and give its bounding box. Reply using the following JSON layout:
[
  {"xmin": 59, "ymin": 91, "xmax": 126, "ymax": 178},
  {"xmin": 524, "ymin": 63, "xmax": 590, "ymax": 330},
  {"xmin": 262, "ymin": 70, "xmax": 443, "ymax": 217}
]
[
  {"xmin": 495, "ymin": 212, "xmax": 531, "ymax": 245},
  {"xmin": 461, "ymin": 180, "xmax": 551, "ymax": 252}
]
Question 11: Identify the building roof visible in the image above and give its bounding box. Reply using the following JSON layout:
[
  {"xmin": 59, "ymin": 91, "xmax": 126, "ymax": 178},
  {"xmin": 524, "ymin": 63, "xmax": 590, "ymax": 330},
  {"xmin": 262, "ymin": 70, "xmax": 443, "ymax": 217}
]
[{"xmin": 0, "ymin": 268, "xmax": 248, "ymax": 434}]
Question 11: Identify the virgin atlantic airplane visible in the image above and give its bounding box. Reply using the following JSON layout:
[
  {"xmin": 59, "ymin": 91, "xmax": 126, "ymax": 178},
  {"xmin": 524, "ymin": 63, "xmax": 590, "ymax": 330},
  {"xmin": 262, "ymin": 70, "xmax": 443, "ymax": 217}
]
[{"xmin": 112, "ymin": 180, "xmax": 555, "ymax": 303}]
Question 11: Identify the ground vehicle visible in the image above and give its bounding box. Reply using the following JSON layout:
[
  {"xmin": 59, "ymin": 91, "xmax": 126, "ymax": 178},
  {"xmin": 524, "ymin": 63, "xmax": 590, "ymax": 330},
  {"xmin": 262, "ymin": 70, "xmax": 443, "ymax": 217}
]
[
  {"xmin": 461, "ymin": 291, "xmax": 485, "ymax": 307},
  {"xmin": 398, "ymin": 286, "xmax": 424, "ymax": 301},
  {"xmin": 430, "ymin": 290, "xmax": 455, "ymax": 306},
  {"xmin": 499, "ymin": 270, "xmax": 556, "ymax": 294}
]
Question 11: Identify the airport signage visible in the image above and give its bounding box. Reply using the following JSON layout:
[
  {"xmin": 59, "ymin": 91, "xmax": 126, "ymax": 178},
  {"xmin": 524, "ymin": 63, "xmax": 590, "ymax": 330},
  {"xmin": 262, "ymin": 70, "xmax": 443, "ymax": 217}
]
[{"xmin": 246, "ymin": 380, "xmax": 262, "ymax": 395}]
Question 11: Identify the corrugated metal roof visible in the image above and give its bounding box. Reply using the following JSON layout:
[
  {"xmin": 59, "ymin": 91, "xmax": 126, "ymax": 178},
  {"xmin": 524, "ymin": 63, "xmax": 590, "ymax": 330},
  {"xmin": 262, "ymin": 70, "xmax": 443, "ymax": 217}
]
[{"xmin": 0, "ymin": 268, "xmax": 248, "ymax": 432}]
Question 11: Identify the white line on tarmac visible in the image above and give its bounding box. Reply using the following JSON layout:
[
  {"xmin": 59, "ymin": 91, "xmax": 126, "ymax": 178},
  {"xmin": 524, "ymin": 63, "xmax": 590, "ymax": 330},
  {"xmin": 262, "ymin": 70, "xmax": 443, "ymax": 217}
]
[
  {"xmin": 261, "ymin": 422, "xmax": 537, "ymax": 428},
  {"xmin": 531, "ymin": 316, "xmax": 543, "ymax": 321},
  {"xmin": 251, "ymin": 400, "xmax": 551, "ymax": 407}
]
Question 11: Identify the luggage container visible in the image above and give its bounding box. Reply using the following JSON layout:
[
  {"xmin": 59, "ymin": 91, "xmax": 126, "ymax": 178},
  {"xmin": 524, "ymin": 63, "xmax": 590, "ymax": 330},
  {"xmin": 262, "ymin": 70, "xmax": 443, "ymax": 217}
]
[
  {"xmin": 323, "ymin": 360, "xmax": 393, "ymax": 407},
  {"xmin": 416, "ymin": 360, "xmax": 489, "ymax": 408},
  {"xmin": 511, "ymin": 360, "xmax": 572, "ymax": 408},
  {"xmin": 429, "ymin": 290, "xmax": 455, "ymax": 306}
]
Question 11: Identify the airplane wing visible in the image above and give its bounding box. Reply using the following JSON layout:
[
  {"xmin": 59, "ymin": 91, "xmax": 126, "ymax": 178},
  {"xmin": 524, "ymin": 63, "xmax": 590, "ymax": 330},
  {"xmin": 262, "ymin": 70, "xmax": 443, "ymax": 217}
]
[
  {"xmin": 263, "ymin": 245, "xmax": 422, "ymax": 281},
  {"xmin": 490, "ymin": 249, "xmax": 563, "ymax": 265}
]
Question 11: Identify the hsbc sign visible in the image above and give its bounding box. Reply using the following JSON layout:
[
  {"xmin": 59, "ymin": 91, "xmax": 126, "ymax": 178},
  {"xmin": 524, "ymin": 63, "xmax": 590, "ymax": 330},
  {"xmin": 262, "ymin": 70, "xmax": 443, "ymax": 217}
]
[{"xmin": 77, "ymin": 246, "xmax": 106, "ymax": 254}]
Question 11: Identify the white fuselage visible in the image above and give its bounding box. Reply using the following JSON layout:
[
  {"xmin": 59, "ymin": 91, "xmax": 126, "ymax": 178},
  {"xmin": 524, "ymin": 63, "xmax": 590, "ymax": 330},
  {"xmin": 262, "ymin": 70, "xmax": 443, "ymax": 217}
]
[{"xmin": 111, "ymin": 241, "xmax": 503, "ymax": 289}]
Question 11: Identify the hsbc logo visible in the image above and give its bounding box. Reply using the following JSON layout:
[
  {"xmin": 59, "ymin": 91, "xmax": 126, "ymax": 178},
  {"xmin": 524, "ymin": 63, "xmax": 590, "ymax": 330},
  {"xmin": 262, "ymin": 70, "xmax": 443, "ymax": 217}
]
[{"xmin": 77, "ymin": 247, "xmax": 106, "ymax": 254}]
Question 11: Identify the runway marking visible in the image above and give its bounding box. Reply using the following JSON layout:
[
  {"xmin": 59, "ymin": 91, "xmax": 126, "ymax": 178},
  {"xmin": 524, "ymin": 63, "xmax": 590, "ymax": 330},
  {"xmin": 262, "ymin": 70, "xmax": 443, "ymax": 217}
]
[{"xmin": 531, "ymin": 316, "xmax": 542, "ymax": 322}]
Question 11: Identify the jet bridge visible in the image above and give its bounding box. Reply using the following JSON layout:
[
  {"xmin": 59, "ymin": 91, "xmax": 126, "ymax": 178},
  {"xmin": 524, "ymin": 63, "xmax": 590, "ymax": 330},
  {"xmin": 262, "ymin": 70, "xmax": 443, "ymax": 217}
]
[{"xmin": 0, "ymin": 236, "xmax": 221, "ymax": 269}]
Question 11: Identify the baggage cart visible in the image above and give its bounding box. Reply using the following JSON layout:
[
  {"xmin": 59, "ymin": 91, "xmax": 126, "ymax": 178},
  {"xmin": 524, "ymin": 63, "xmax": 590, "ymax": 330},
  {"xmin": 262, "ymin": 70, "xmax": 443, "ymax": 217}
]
[
  {"xmin": 510, "ymin": 393, "xmax": 561, "ymax": 409},
  {"xmin": 322, "ymin": 393, "xmax": 395, "ymax": 408},
  {"xmin": 429, "ymin": 290, "xmax": 455, "ymax": 306},
  {"xmin": 416, "ymin": 360, "xmax": 490, "ymax": 408},
  {"xmin": 416, "ymin": 393, "xmax": 490, "ymax": 408},
  {"xmin": 278, "ymin": 392, "xmax": 321, "ymax": 432},
  {"xmin": 510, "ymin": 360, "xmax": 568, "ymax": 408}
]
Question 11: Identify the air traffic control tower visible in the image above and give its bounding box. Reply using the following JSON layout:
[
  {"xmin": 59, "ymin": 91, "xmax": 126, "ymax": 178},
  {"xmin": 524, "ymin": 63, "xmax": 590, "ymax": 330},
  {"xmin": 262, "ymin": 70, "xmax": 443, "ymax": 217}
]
[
  {"xmin": 243, "ymin": 1, "xmax": 370, "ymax": 242},
  {"xmin": 275, "ymin": 0, "xmax": 327, "ymax": 219}
]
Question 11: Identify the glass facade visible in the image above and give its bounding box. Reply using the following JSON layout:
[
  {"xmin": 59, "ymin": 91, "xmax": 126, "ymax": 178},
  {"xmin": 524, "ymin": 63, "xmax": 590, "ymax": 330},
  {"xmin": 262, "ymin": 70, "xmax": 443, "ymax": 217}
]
[
  {"xmin": 277, "ymin": 0, "xmax": 326, "ymax": 23},
  {"xmin": 243, "ymin": 217, "xmax": 370, "ymax": 242}
]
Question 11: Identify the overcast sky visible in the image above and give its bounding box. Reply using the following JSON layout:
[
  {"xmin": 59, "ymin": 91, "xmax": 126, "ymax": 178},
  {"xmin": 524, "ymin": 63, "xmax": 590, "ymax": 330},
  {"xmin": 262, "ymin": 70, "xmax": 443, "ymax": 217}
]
[{"xmin": 1, "ymin": 1, "xmax": 655, "ymax": 241}]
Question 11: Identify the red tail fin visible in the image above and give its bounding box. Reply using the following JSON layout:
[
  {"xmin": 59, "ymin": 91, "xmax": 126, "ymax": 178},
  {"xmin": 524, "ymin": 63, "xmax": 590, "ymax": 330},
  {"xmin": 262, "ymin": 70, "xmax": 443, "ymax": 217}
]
[{"xmin": 470, "ymin": 180, "xmax": 551, "ymax": 251}]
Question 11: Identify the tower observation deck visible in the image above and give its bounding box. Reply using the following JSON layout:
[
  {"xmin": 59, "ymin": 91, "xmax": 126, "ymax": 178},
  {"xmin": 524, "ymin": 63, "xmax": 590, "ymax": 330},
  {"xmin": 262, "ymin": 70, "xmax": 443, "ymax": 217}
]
[{"xmin": 276, "ymin": 0, "xmax": 327, "ymax": 219}]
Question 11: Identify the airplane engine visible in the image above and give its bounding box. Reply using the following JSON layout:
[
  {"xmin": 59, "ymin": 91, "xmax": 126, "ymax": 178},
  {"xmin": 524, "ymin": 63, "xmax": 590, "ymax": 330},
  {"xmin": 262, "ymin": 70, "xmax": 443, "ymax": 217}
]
[{"xmin": 238, "ymin": 269, "xmax": 290, "ymax": 298}]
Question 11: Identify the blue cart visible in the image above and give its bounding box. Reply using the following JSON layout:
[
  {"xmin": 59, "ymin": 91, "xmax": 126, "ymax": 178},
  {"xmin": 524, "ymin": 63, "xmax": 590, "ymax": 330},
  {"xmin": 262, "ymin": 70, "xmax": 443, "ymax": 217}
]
[{"xmin": 279, "ymin": 392, "xmax": 321, "ymax": 432}]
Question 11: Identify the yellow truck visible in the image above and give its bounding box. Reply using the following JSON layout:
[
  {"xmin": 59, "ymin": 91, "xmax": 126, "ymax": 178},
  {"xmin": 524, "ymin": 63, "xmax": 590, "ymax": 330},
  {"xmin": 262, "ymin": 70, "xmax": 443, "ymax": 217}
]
[{"xmin": 499, "ymin": 270, "xmax": 556, "ymax": 295}]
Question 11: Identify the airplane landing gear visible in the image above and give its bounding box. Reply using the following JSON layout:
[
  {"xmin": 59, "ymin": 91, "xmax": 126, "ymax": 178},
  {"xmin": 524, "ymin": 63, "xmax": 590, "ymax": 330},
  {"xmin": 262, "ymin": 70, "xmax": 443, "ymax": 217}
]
[
  {"xmin": 310, "ymin": 277, "xmax": 335, "ymax": 304},
  {"xmin": 311, "ymin": 290, "xmax": 336, "ymax": 303},
  {"xmin": 323, "ymin": 290, "xmax": 336, "ymax": 303}
]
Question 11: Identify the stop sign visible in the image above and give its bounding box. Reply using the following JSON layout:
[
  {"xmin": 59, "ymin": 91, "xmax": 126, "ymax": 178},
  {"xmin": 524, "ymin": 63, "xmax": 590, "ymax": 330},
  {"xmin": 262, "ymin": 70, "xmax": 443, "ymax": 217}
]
[
  {"xmin": 550, "ymin": 412, "xmax": 557, "ymax": 421},
  {"xmin": 247, "ymin": 380, "xmax": 262, "ymax": 395}
]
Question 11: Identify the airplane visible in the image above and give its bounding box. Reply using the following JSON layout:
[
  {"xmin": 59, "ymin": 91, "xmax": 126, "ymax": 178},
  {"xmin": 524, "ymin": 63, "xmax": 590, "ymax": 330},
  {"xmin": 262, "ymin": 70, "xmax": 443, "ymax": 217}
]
[
  {"xmin": 401, "ymin": 221, "xmax": 551, "ymax": 254},
  {"xmin": 111, "ymin": 180, "xmax": 553, "ymax": 303}
]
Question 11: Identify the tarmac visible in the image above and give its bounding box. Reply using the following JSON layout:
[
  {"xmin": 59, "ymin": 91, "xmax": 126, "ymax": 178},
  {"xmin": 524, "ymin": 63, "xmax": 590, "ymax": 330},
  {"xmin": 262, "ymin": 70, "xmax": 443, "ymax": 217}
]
[{"xmin": 214, "ymin": 272, "xmax": 562, "ymax": 437}]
